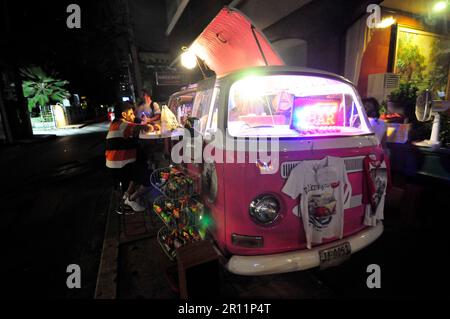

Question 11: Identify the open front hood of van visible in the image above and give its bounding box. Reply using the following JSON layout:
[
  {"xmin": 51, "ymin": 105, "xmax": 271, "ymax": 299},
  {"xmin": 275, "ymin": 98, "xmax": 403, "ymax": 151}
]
[{"xmin": 188, "ymin": 7, "xmax": 285, "ymax": 78}]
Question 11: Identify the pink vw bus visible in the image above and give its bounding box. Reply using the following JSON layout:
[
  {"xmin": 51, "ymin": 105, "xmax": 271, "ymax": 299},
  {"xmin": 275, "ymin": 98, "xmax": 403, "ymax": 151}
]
[{"xmin": 169, "ymin": 8, "xmax": 385, "ymax": 275}]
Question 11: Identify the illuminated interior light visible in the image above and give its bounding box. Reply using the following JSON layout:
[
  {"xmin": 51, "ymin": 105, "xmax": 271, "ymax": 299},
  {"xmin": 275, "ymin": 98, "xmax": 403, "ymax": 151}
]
[
  {"xmin": 181, "ymin": 50, "xmax": 197, "ymax": 69},
  {"xmin": 433, "ymin": 1, "xmax": 447, "ymax": 12},
  {"xmin": 376, "ymin": 17, "xmax": 396, "ymax": 28},
  {"xmin": 235, "ymin": 76, "xmax": 266, "ymax": 99}
]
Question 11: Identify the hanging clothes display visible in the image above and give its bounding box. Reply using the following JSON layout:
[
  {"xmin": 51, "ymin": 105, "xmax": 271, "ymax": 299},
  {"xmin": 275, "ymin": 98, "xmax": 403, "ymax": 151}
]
[
  {"xmin": 282, "ymin": 156, "xmax": 352, "ymax": 249},
  {"xmin": 363, "ymin": 154, "xmax": 391, "ymax": 227}
]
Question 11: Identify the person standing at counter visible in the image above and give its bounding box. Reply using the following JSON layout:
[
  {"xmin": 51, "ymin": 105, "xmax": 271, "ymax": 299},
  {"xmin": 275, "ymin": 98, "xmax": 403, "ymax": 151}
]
[
  {"xmin": 135, "ymin": 89, "xmax": 161, "ymax": 124},
  {"xmin": 106, "ymin": 102, "xmax": 152, "ymax": 213},
  {"xmin": 135, "ymin": 89, "xmax": 164, "ymax": 171}
]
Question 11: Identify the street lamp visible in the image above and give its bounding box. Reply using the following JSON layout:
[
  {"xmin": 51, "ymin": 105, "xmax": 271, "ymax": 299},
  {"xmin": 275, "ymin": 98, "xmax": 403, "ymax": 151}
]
[{"xmin": 433, "ymin": 1, "xmax": 448, "ymax": 12}]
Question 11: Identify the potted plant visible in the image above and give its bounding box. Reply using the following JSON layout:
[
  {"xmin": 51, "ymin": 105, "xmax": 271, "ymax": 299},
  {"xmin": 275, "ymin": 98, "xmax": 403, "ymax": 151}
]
[{"xmin": 387, "ymin": 82, "xmax": 419, "ymax": 123}]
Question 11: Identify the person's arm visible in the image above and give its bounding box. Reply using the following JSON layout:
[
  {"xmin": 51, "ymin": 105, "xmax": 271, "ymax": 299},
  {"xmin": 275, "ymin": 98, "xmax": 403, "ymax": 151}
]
[
  {"xmin": 148, "ymin": 102, "xmax": 161, "ymax": 123},
  {"xmin": 124, "ymin": 121, "xmax": 153, "ymax": 137},
  {"xmin": 148, "ymin": 115, "xmax": 161, "ymax": 123}
]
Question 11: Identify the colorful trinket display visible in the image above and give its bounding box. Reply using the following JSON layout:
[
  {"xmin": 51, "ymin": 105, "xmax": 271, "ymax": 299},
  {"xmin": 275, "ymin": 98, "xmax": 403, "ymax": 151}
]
[{"xmin": 151, "ymin": 166, "xmax": 205, "ymax": 260}]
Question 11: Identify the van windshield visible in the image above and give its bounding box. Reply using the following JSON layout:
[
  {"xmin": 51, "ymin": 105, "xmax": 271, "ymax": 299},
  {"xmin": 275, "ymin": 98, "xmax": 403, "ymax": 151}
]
[{"xmin": 227, "ymin": 75, "xmax": 371, "ymax": 138}]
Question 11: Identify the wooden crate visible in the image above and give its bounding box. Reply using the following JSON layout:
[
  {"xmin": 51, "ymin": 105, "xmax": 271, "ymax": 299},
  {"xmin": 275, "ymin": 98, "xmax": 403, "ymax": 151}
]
[{"xmin": 176, "ymin": 240, "xmax": 220, "ymax": 299}]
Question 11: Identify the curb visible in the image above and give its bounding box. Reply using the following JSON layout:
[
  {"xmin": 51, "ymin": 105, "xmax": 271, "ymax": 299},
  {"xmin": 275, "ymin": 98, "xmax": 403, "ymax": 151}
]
[
  {"xmin": 80, "ymin": 119, "xmax": 107, "ymax": 128},
  {"xmin": 94, "ymin": 189, "xmax": 120, "ymax": 299},
  {"xmin": 14, "ymin": 134, "xmax": 57, "ymax": 144}
]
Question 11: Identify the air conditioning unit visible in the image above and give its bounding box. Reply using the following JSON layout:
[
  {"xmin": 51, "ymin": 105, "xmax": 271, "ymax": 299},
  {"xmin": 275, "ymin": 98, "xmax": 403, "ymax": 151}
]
[{"xmin": 367, "ymin": 73, "xmax": 400, "ymax": 103}]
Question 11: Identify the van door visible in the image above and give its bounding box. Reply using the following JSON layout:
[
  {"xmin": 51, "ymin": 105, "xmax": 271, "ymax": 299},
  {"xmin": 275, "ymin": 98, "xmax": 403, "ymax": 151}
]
[{"xmin": 185, "ymin": 78, "xmax": 228, "ymax": 250}]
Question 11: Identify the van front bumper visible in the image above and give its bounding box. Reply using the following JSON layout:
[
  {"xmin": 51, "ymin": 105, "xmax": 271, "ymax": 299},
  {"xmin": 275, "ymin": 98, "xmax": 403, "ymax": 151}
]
[{"xmin": 226, "ymin": 223, "xmax": 383, "ymax": 276}]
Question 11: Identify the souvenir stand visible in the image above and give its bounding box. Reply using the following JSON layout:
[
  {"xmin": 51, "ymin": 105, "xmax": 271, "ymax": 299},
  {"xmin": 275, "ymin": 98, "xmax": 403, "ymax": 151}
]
[
  {"xmin": 137, "ymin": 101, "xmax": 207, "ymax": 261},
  {"xmin": 150, "ymin": 165, "xmax": 205, "ymax": 261}
]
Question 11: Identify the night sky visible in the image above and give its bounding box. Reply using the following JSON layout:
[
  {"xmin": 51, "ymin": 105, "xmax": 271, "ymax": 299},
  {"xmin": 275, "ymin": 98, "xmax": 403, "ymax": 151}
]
[{"xmin": 4, "ymin": 0, "xmax": 131, "ymax": 106}]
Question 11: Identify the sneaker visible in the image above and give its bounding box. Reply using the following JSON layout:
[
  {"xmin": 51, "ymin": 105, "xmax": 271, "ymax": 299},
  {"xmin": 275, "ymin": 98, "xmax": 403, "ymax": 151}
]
[
  {"xmin": 118, "ymin": 202, "xmax": 135, "ymax": 215},
  {"xmin": 124, "ymin": 198, "xmax": 146, "ymax": 212}
]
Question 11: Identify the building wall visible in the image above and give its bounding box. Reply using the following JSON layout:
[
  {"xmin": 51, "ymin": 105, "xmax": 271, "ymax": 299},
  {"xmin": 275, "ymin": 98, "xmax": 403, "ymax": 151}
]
[
  {"xmin": 264, "ymin": 0, "xmax": 380, "ymax": 75},
  {"xmin": 357, "ymin": 12, "xmax": 429, "ymax": 97},
  {"xmin": 357, "ymin": 27, "xmax": 392, "ymax": 97},
  {"xmin": 0, "ymin": 0, "xmax": 33, "ymax": 141},
  {"xmin": 0, "ymin": 64, "xmax": 33, "ymax": 141}
]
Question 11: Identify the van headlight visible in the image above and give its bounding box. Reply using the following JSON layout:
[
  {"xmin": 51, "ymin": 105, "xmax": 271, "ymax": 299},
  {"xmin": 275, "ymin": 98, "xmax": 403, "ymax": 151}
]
[{"xmin": 249, "ymin": 195, "xmax": 281, "ymax": 226}]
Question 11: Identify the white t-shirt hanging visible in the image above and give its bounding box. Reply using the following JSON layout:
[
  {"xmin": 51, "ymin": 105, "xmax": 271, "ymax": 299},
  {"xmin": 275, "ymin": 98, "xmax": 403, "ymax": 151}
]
[
  {"xmin": 363, "ymin": 155, "xmax": 390, "ymax": 227},
  {"xmin": 282, "ymin": 156, "xmax": 352, "ymax": 249}
]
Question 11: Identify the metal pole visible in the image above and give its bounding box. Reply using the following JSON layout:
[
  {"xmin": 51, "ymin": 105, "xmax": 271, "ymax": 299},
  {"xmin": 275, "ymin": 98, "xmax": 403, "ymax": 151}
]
[
  {"xmin": 251, "ymin": 25, "xmax": 268, "ymax": 66},
  {"xmin": 124, "ymin": 0, "xmax": 143, "ymax": 99}
]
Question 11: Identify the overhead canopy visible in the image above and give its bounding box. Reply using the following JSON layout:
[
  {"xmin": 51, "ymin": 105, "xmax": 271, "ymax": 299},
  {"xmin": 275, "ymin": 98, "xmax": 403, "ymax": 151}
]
[{"xmin": 189, "ymin": 7, "xmax": 285, "ymax": 78}]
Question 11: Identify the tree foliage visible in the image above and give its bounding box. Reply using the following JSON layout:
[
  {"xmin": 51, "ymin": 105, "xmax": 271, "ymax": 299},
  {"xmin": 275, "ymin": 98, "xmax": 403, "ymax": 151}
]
[
  {"xmin": 396, "ymin": 35, "xmax": 426, "ymax": 86},
  {"xmin": 20, "ymin": 66, "xmax": 70, "ymax": 112}
]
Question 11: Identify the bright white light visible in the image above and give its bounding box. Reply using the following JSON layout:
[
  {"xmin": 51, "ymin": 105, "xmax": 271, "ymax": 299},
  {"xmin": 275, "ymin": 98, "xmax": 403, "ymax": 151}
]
[
  {"xmin": 235, "ymin": 76, "xmax": 266, "ymax": 99},
  {"xmin": 376, "ymin": 17, "xmax": 396, "ymax": 28},
  {"xmin": 181, "ymin": 51, "xmax": 197, "ymax": 69},
  {"xmin": 433, "ymin": 1, "xmax": 447, "ymax": 12}
]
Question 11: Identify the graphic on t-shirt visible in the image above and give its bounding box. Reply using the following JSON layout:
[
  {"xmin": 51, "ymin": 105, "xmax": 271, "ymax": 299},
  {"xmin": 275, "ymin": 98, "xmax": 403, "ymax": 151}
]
[
  {"xmin": 363, "ymin": 155, "xmax": 390, "ymax": 227},
  {"xmin": 304, "ymin": 181, "xmax": 340, "ymax": 231},
  {"xmin": 370, "ymin": 168, "xmax": 387, "ymax": 214},
  {"xmin": 309, "ymin": 192, "xmax": 337, "ymax": 230}
]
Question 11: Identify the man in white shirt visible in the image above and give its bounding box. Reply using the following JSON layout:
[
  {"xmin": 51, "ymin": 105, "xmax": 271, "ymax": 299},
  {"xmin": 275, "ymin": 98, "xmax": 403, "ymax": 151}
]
[{"xmin": 135, "ymin": 89, "xmax": 161, "ymax": 124}]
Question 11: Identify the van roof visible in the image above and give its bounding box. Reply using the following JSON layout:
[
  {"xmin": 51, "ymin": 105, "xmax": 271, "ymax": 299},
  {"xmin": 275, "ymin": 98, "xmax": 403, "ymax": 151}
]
[
  {"xmin": 218, "ymin": 65, "xmax": 354, "ymax": 86},
  {"xmin": 173, "ymin": 67, "xmax": 354, "ymax": 95}
]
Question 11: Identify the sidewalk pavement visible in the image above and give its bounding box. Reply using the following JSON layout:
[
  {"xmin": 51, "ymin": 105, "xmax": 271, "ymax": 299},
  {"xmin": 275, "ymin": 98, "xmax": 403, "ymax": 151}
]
[
  {"xmin": 95, "ymin": 185, "xmax": 178, "ymax": 299},
  {"xmin": 33, "ymin": 121, "xmax": 109, "ymax": 136},
  {"xmin": 94, "ymin": 158, "xmax": 334, "ymax": 299},
  {"xmin": 96, "ymin": 193, "xmax": 335, "ymax": 299}
]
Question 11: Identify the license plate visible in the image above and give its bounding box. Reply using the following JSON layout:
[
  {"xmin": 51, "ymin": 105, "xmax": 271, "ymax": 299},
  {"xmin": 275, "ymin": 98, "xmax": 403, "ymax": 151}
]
[{"xmin": 319, "ymin": 242, "xmax": 351, "ymax": 269}]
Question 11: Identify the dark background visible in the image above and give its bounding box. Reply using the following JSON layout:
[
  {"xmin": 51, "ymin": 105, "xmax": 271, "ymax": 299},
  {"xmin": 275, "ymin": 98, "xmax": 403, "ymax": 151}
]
[{"xmin": 2, "ymin": 0, "xmax": 128, "ymax": 106}]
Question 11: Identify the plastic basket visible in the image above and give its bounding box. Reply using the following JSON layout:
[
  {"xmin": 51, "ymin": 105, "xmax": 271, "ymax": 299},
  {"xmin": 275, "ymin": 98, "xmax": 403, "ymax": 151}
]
[
  {"xmin": 152, "ymin": 195, "xmax": 204, "ymax": 229},
  {"xmin": 157, "ymin": 225, "xmax": 203, "ymax": 261},
  {"xmin": 157, "ymin": 226, "xmax": 177, "ymax": 261},
  {"xmin": 150, "ymin": 166, "xmax": 201, "ymax": 200}
]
